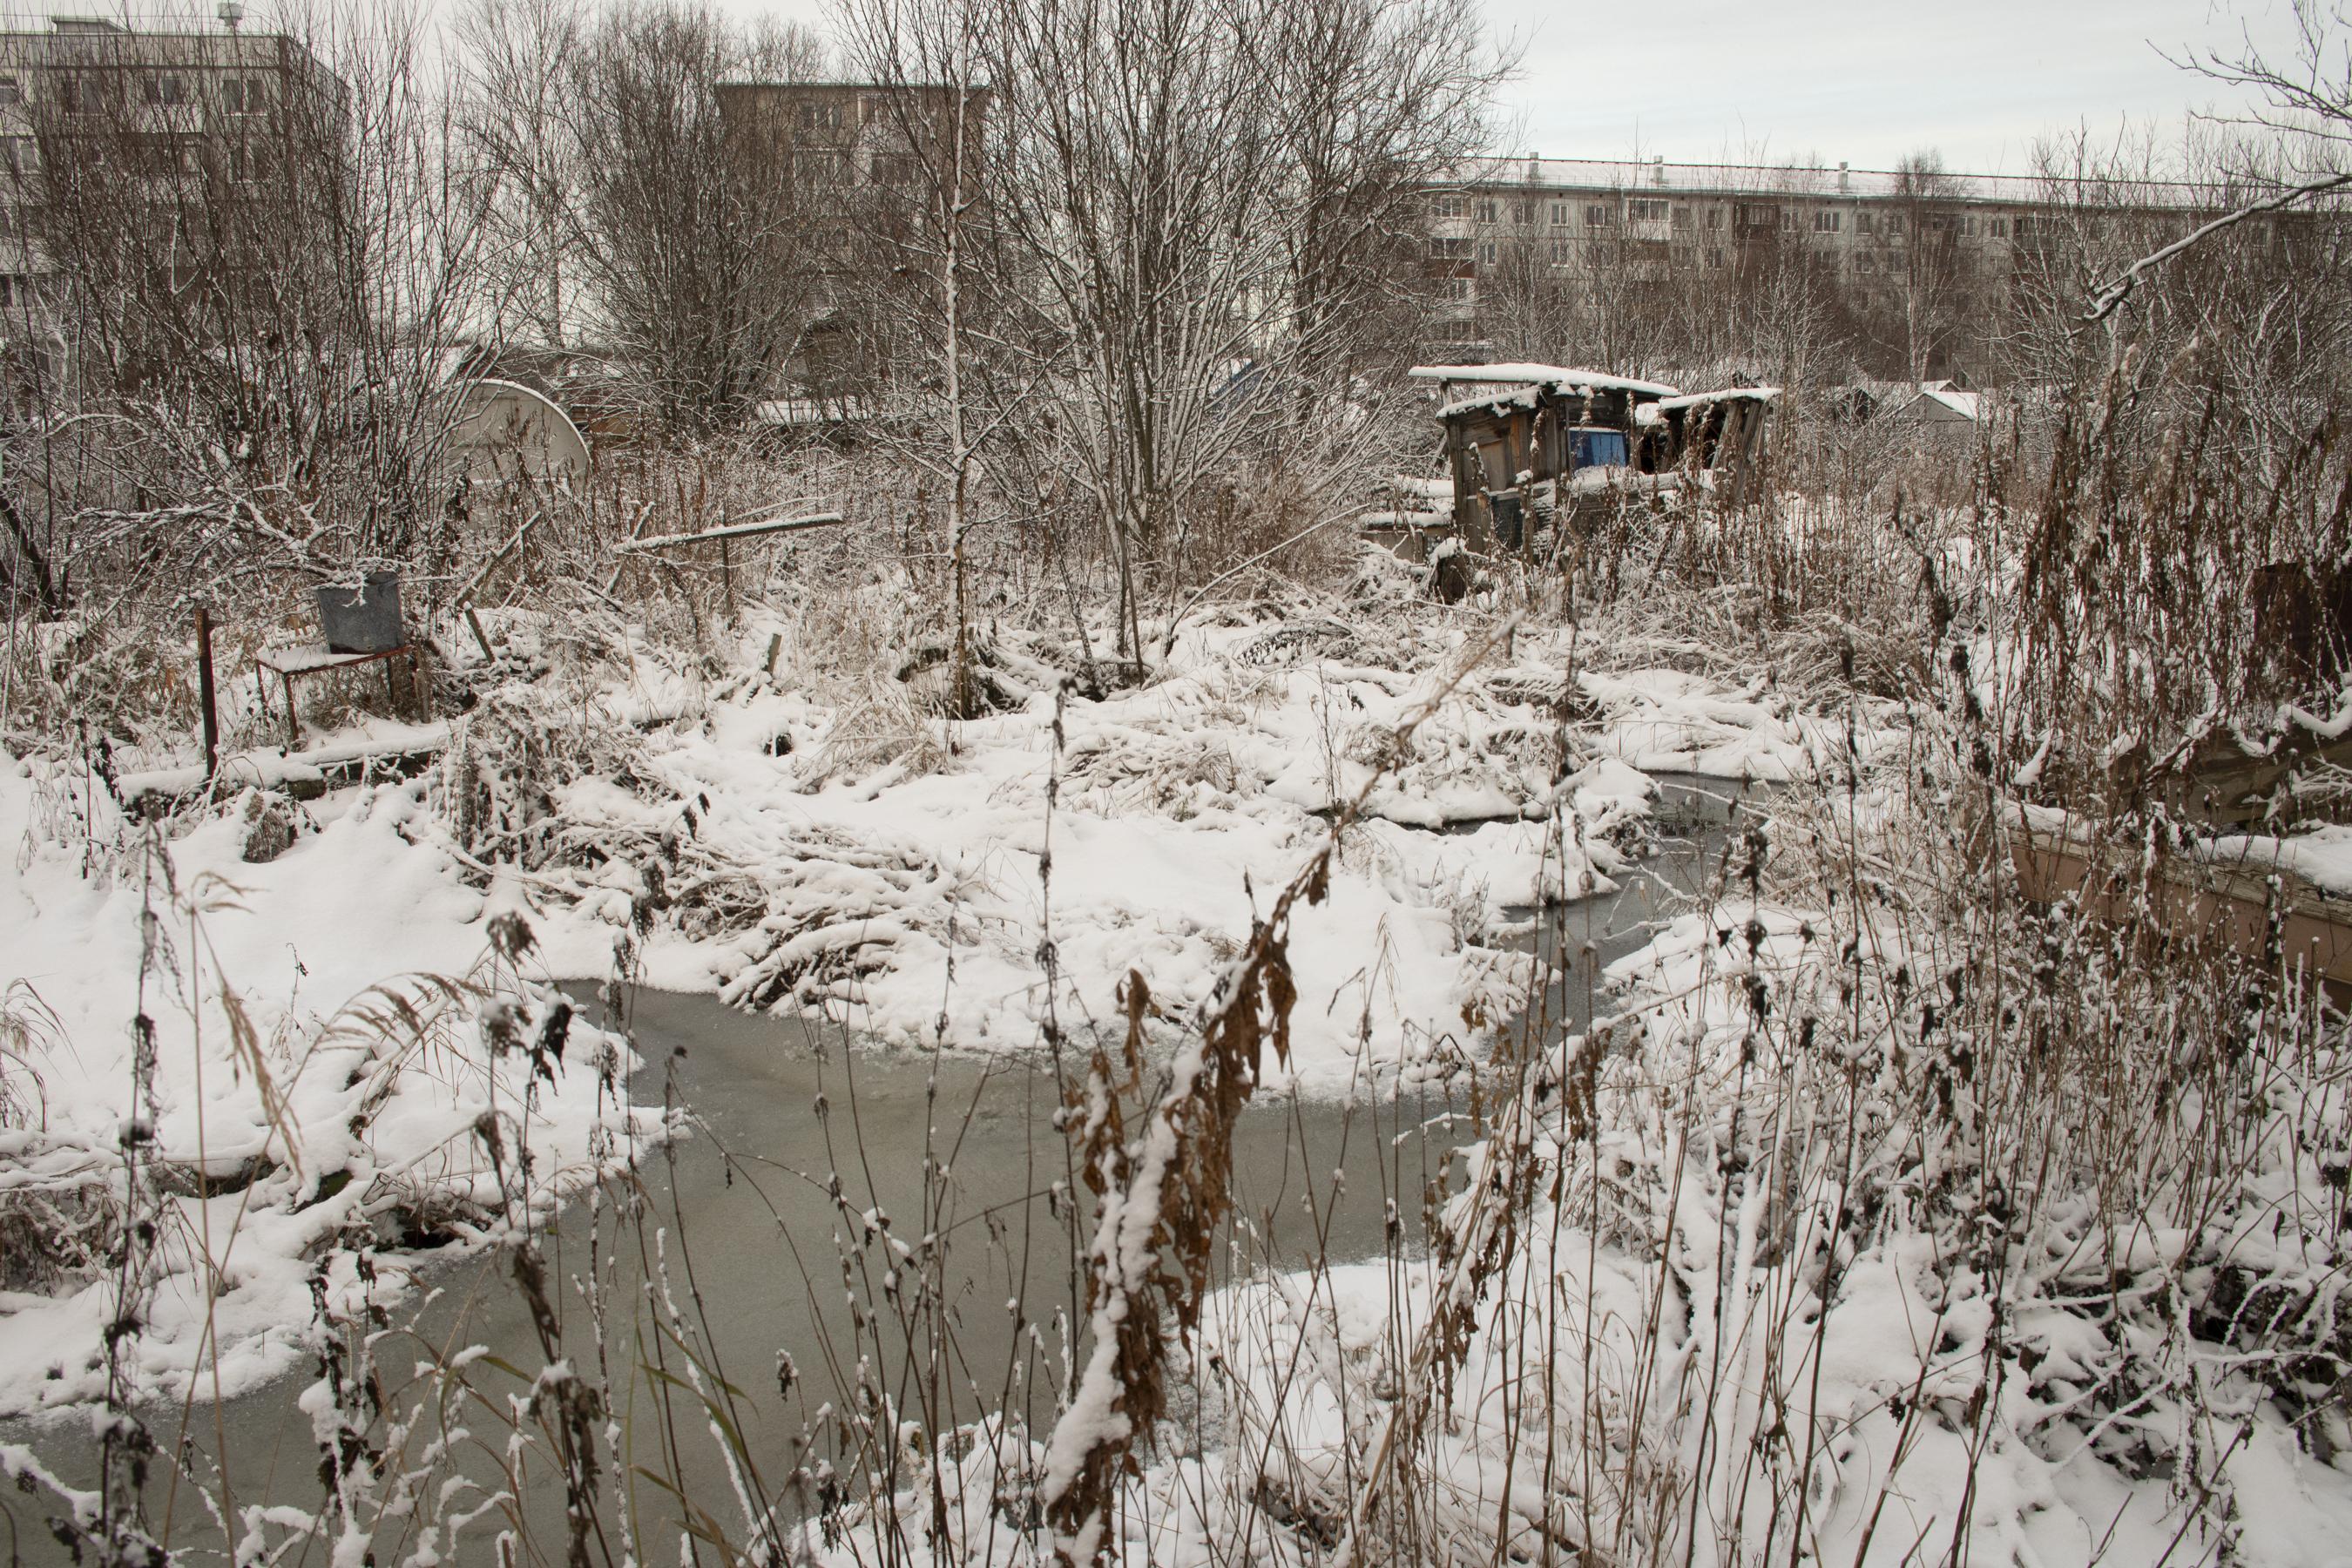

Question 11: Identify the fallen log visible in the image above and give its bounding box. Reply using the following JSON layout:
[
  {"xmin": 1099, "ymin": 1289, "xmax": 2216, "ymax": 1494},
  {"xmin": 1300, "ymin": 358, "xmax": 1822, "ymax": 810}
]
[{"xmin": 118, "ymin": 722, "xmax": 454, "ymax": 814}]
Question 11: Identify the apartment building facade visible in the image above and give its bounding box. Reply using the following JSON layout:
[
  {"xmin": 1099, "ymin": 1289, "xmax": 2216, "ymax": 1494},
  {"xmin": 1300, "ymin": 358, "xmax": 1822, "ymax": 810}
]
[
  {"xmin": 714, "ymin": 78, "xmax": 990, "ymax": 411},
  {"xmin": 0, "ymin": 12, "xmax": 341, "ymax": 339},
  {"xmin": 1429, "ymin": 155, "xmax": 2238, "ymax": 376}
]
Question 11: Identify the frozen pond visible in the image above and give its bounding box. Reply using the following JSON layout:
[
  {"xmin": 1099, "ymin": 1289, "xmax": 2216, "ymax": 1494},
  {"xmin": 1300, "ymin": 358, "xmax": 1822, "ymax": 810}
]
[
  {"xmin": 0, "ymin": 992, "xmax": 1473, "ymax": 1563},
  {"xmin": 0, "ymin": 776, "xmax": 1754, "ymax": 1563}
]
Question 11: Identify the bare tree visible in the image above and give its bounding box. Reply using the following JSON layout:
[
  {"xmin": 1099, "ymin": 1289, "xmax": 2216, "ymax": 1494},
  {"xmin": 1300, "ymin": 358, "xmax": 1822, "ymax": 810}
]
[
  {"xmin": 456, "ymin": 0, "xmax": 585, "ymax": 351},
  {"xmin": 558, "ymin": 2, "xmax": 826, "ymax": 435},
  {"xmin": 3, "ymin": 0, "xmax": 497, "ymax": 597},
  {"xmin": 951, "ymin": 0, "xmax": 1503, "ymax": 655}
]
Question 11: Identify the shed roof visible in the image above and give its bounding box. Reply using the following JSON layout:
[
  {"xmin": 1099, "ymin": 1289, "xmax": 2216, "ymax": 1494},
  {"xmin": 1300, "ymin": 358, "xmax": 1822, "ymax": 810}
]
[{"xmin": 1409, "ymin": 363, "xmax": 1681, "ymax": 398}]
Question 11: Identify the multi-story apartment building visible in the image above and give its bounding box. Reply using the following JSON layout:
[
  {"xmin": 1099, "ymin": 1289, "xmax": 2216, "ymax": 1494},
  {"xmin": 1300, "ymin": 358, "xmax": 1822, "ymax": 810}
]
[
  {"xmin": 714, "ymin": 78, "xmax": 989, "ymax": 411},
  {"xmin": 0, "ymin": 10, "xmax": 341, "ymax": 330},
  {"xmin": 1429, "ymin": 154, "xmax": 2237, "ymax": 377}
]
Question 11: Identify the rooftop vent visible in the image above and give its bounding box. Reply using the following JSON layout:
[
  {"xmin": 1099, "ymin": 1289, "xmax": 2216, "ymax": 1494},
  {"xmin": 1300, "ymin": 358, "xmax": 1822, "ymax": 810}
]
[{"xmin": 51, "ymin": 15, "xmax": 127, "ymax": 32}]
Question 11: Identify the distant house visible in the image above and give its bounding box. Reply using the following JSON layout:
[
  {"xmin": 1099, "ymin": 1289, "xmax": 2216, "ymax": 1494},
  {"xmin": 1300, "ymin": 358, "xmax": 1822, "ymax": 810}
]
[
  {"xmin": 1828, "ymin": 375, "xmax": 1981, "ymax": 427},
  {"xmin": 1900, "ymin": 379, "xmax": 1981, "ymax": 424}
]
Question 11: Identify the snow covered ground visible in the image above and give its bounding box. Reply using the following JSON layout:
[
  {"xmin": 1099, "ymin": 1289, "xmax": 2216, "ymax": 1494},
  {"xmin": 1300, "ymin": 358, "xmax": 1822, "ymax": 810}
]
[{"xmin": 0, "ymin": 598, "xmax": 1855, "ymax": 1424}]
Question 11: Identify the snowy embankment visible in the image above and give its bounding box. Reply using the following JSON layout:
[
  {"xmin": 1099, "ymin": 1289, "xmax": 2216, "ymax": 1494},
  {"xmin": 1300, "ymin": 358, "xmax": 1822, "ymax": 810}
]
[{"xmin": 0, "ymin": 596, "xmax": 1862, "ymax": 1421}]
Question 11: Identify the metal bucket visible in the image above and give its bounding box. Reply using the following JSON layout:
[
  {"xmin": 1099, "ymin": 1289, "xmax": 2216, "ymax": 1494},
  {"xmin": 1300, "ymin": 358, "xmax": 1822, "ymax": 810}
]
[{"xmin": 316, "ymin": 571, "xmax": 403, "ymax": 653}]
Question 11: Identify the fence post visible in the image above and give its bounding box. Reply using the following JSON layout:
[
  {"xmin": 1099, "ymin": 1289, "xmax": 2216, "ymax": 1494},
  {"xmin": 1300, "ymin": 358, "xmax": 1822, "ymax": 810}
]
[{"xmin": 195, "ymin": 603, "xmax": 219, "ymax": 780}]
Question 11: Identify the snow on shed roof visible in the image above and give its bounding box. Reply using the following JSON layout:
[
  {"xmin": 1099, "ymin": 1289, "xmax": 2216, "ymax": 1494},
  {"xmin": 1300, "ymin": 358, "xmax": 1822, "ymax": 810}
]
[
  {"xmin": 1653, "ymin": 387, "xmax": 1781, "ymax": 412},
  {"xmin": 1409, "ymin": 363, "xmax": 1680, "ymax": 398},
  {"xmin": 1435, "ymin": 385, "xmax": 1541, "ymax": 421},
  {"xmin": 1911, "ymin": 386, "xmax": 1981, "ymax": 421}
]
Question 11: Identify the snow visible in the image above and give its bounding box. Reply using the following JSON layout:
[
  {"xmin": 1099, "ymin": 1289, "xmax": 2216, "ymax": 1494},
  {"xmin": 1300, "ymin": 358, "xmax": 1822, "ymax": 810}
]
[
  {"xmin": 0, "ymin": 754, "xmax": 658, "ymax": 1420},
  {"xmin": 2201, "ymin": 822, "xmax": 2352, "ymax": 896},
  {"xmin": 1580, "ymin": 666, "xmax": 1900, "ymax": 780},
  {"xmin": 1652, "ymin": 385, "xmax": 1782, "ymax": 411},
  {"xmin": 1408, "ymin": 363, "xmax": 1681, "ymax": 398},
  {"xmin": 3, "ymin": 601, "xmax": 1776, "ymax": 1418}
]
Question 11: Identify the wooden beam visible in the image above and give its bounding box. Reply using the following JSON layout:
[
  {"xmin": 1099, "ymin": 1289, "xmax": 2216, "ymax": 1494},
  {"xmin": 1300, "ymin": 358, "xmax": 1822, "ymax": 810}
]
[{"xmin": 610, "ymin": 510, "xmax": 848, "ymax": 556}]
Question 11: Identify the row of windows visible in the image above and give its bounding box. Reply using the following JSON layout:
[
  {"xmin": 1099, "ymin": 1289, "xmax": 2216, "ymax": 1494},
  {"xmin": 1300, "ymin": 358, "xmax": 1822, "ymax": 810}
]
[
  {"xmin": 794, "ymin": 147, "xmax": 928, "ymax": 186},
  {"xmin": 0, "ymin": 131, "xmax": 274, "ymax": 182},
  {"xmin": 1436, "ymin": 193, "xmax": 2024, "ymax": 240},
  {"xmin": 1434, "ymin": 231, "xmax": 2045, "ymax": 271},
  {"xmin": 0, "ymin": 71, "xmax": 272, "ymax": 114}
]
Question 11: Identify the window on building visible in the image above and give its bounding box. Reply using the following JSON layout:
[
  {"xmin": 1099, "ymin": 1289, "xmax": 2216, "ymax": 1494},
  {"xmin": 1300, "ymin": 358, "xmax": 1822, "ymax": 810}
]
[
  {"xmin": 1433, "ymin": 193, "xmax": 1466, "ymax": 220},
  {"xmin": 142, "ymin": 73, "xmax": 187, "ymax": 106},
  {"xmin": 1438, "ymin": 277, "xmax": 1471, "ymax": 302},
  {"xmin": 1475, "ymin": 197, "xmax": 1497, "ymax": 223},
  {"xmin": 1813, "ymin": 210, "xmax": 1841, "ymax": 233},
  {"xmin": 220, "ymin": 76, "xmax": 265, "ymax": 114},
  {"xmin": 1988, "ymin": 215, "xmax": 2009, "ymax": 238},
  {"xmin": 0, "ymin": 77, "xmax": 21, "ymax": 107},
  {"xmin": 1585, "ymin": 202, "xmax": 1611, "ymax": 227},
  {"xmin": 1629, "ymin": 197, "xmax": 1667, "ymax": 222},
  {"xmin": 228, "ymin": 139, "xmax": 263, "ymax": 183},
  {"xmin": 1511, "ymin": 200, "xmax": 1532, "ymax": 225},
  {"xmin": 1707, "ymin": 206, "xmax": 1723, "ymax": 230},
  {"xmin": 1706, "ymin": 247, "xmax": 1725, "ymax": 268},
  {"xmin": 57, "ymin": 76, "xmax": 102, "ymax": 114},
  {"xmin": 132, "ymin": 132, "xmax": 196, "ymax": 174},
  {"xmin": 1855, "ymin": 211, "xmax": 1874, "ymax": 233},
  {"xmin": 1549, "ymin": 238, "xmax": 1571, "ymax": 264},
  {"xmin": 1739, "ymin": 204, "xmax": 1777, "ymax": 227},
  {"xmin": 797, "ymin": 101, "xmax": 843, "ymax": 132},
  {"xmin": 1429, "ymin": 236, "xmax": 1471, "ymax": 260},
  {"xmin": 1, "ymin": 138, "xmax": 34, "ymax": 181},
  {"xmin": 1780, "ymin": 209, "xmax": 1797, "ymax": 231},
  {"xmin": 1550, "ymin": 200, "xmax": 1571, "ymax": 226},
  {"xmin": 795, "ymin": 148, "xmax": 848, "ymax": 184},
  {"xmin": 1672, "ymin": 205, "xmax": 1693, "ymax": 229},
  {"xmin": 1962, "ymin": 214, "xmax": 1979, "ymax": 237},
  {"xmin": 0, "ymin": 274, "xmax": 26, "ymax": 310},
  {"xmin": 1475, "ymin": 239, "xmax": 1496, "ymax": 266},
  {"xmin": 1884, "ymin": 213, "xmax": 1906, "ymax": 236}
]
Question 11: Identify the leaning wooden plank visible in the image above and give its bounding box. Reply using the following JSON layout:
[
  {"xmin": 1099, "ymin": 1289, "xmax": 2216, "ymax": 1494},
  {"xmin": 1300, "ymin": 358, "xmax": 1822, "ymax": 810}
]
[{"xmin": 609, "ymin": 510, "xmax": 848, "ymax": 555}]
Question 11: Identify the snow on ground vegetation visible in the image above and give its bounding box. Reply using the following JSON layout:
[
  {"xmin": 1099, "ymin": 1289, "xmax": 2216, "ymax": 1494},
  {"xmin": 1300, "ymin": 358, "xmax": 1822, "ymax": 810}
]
[{"xmin": 0, "ymin": 569, "xmax": 1858, "ymax": 1423}]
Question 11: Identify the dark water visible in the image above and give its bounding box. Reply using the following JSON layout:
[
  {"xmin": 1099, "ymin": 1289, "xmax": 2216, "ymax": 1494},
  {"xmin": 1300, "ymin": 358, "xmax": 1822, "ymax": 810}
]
[
  {"xmin": 0, "ymin": 774, "xmax": 1754, "ymax": 1563},
  {"xmin": 0, "ymin": 993, "xmax": 1471, "ymax": 1565},
  {"xmin": 1504, "ymin": 774, "xmax": 1758, "ymax": 1033}
]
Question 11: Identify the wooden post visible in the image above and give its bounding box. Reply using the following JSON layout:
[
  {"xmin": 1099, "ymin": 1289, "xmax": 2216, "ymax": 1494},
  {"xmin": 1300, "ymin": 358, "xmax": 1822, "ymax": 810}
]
[
  {"xmin": 194, "ymin": 604, "xmax": 219, "ymax": 779},
  {"xmin": 719, "ymin": 531, "xmax": 734, "ymax": 619},
  {"xmin": 763, "ymin": 632, "xmax": 782, "ymax": 679},
  {"xmin": 464, "ymin": 603, "xmax": 496, "ymax": 663}
]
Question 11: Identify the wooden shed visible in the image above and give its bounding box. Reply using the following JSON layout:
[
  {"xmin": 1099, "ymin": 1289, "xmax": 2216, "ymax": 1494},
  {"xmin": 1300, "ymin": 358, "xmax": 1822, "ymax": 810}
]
[{"xmin": 1405, "ymin": 364, "xmax": 1678, "ymax": 555}]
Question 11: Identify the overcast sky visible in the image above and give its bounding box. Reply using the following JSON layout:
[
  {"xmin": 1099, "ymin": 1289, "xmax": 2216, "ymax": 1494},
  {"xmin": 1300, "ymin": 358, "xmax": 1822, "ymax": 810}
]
[
  {"xmin": 706, "ymin": 0, "xmax": 2312, "ymax": 173},
  {"xmin": 1478, "ymin": 0, "xmax": 2310, "ymax": 172}
]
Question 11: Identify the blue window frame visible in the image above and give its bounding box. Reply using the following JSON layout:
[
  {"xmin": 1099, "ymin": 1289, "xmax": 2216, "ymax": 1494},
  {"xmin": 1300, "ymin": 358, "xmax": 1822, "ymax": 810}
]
[{"xmin": 1571, "ymin": 427, "xmax": 1629, "ymax": 469}]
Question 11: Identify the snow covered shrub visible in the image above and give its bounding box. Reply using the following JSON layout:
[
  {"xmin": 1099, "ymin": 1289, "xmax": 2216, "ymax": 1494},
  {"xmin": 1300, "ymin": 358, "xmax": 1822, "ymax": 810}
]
[
  {"xmin": 0, "ymin": 982, "xmax": 118, "ymax": 1294},
  {"xmin": 438, "ymin": 681, "xmax": 644, "ymax": 872},
  {"xmin": 788, "ymin": 580, "xmax": 955, "ymax": 786},
  {"xmin": 1295, "ymin": 732, "xmax": 2352, "ymax": 1568}
]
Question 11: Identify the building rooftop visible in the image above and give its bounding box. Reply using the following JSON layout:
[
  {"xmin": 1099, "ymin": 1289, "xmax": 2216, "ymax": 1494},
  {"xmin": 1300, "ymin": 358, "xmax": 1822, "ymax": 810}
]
[{"xmin": 1456, "ymin": 154, "xmax": 2224, "ymax": 209}]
